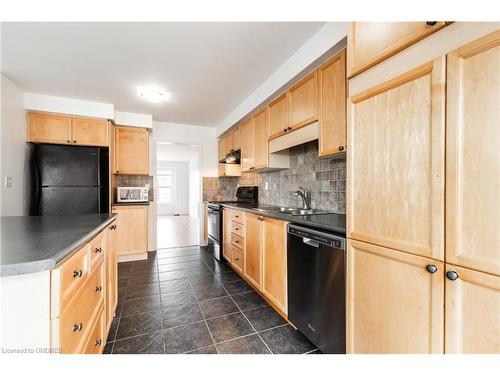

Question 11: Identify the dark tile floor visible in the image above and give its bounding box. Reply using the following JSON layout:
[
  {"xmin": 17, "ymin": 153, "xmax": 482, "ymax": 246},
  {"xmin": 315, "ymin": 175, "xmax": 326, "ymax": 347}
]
[{"xmin": 105, "ymin": 246, "xmax": 320, "ymax": 354}]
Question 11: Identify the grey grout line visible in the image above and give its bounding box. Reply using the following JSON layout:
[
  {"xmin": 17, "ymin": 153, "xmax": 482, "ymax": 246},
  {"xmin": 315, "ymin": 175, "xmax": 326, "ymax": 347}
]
[
  {"xmin": 216, "ymin": 274, "xmax": 274, "ymax": 354},
  {"xmin": 184, "ymin": 262, "xmax": 220, "ymax": 355},
  {"xmin": 113, "ymin": 249, "xmax": 292, "ymax": 354}
]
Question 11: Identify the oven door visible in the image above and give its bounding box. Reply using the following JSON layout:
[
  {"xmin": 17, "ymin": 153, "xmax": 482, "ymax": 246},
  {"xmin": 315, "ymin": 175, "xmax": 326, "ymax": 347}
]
[{"xmin": 207, "ymin": 206, "xmax": 221, "ymax": 243}]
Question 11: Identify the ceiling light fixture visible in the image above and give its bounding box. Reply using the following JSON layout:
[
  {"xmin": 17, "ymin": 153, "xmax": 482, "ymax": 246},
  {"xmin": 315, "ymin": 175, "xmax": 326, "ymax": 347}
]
[{"xmin": 138, "ymin": 88, "xmax": 169, "ymax": 103}]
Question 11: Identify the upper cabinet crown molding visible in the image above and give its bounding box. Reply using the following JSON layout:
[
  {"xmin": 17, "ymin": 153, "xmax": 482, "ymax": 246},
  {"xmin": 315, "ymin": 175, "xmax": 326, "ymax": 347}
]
[{"xmin": 347, "ymin": 21, "xmax": 449, "ymax": 78}]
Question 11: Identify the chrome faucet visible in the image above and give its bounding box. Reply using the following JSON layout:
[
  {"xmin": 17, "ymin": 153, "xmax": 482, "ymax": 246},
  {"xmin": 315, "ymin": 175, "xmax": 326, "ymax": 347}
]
[{"xmin": 293, "ymin": 187, "xmax": 311, "ymax": 210}]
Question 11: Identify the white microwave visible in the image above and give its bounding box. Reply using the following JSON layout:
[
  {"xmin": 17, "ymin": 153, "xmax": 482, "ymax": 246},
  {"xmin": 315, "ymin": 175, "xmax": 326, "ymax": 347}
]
[{"xmin": 117, "ymin": 187, "xmax": 149, "ymax": 203}]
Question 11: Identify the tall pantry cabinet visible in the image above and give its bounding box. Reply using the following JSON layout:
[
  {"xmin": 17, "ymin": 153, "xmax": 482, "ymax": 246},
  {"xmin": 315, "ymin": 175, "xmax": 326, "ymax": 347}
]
[{"xmin": 347, "ymin": 29, "xmax": 500, "ymax": 354}]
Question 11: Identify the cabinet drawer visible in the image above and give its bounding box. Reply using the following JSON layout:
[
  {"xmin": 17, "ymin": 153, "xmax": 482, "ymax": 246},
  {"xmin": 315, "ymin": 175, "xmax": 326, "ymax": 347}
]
[
  {"xmin": 231, "ymin": 233, "xmax": 244, "ymax": 250},
  {"xmin": 56, "ymin": 260, "xmax": 105, "ymax": 354},
  {"xmin": 232, "ymin": 248, "xmax": 244, "ymax": 273},
  {"xmin": 88, "ymin": 231, "xmax": 106, "ymax": 271},
  {"xmin": 84, "ymin": 306, "xmax": 105, "ymax": 354},
  {"xmin": 51, "ymin": 244, "xmax": 90, "ymax": 316},
  {"xmin": 232, "ymin": 211, "xmax": 244, "ymax": 224},
  {"xmin": 231, "ymin": 221, "xmax": 245, "ymax": 238}
]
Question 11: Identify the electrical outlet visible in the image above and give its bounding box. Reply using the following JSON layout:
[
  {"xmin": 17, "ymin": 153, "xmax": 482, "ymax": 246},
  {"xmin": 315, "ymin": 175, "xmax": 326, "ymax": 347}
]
[
  {"xmin": 265, "ymin": 182, "xmax": 269, "ymax": 191},
  {"xmin": 4, "ymin": 176, "xmax": 13, "ymax": 188}
]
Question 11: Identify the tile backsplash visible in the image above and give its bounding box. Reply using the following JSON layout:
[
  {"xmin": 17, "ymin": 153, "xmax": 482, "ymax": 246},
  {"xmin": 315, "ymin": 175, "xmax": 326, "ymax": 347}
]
[{"xmin": 203, "ymin": 140, "xmax": 346, "ymax": 214}]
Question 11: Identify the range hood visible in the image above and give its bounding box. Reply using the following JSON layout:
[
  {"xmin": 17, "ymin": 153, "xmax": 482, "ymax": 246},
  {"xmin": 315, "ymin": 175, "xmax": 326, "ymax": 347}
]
[
  {"xmin": 269, "ymin": 122, "xmax": 319, "ymax": 154},
  {"xmin": 219, "ymin": 149, "xmax": 241, "ymax": 164}
]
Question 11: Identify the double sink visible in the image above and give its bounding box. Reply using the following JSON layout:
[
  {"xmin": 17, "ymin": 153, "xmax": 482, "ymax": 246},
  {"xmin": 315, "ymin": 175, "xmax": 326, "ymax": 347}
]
[{"xmin": 251, "ymin": 205, "xmax": 330, "ymax": 216}]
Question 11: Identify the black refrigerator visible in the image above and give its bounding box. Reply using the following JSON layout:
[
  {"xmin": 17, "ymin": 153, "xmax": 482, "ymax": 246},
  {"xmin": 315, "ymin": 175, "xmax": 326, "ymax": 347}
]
[{"xmin": 29, "ymin": 144, "xmax": 109, "ymax": 215}]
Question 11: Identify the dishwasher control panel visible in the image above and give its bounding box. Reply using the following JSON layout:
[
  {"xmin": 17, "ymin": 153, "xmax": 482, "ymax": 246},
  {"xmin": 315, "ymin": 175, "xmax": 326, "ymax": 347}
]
[{"xmin": 287, "ymin": 225, "xmax": 346, "ymax": 249}]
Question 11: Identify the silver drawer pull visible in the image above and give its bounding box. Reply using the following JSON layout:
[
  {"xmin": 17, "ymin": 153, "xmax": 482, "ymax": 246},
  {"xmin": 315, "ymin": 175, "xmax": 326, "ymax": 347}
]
[{"xmin": 303, "ymin": 238, "xmax": 319, "ymax": 248}]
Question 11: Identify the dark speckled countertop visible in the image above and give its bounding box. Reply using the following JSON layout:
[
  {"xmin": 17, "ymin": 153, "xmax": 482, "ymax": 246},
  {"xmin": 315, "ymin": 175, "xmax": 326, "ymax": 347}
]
[
  {"xmin": 219, "ymin": 203, "xmax": 346, "ymax": 234},
  {"xmin": 0, "ymin": 214, "xmax": 117, "ymax": 277}
]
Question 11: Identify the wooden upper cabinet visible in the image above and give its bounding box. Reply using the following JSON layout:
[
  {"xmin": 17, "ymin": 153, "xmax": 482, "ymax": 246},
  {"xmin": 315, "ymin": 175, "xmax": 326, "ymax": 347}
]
[
  {"xmin": 218, "ymin": 137, "xmax": 226, "ymax": 161},
  {"xmin": 445, "ymin": 264, "xmax": 500, "ymax": 353},
  {"xmin": 72, "ymin": 118, "xmax": 108, "ymax": 146},
  {"xmin": 28, "ymin": 113, "xmax": 72, "ymax": 144},
  {"xmin": 446, "ymin": 31, "xmax": 500, "ymax": 276},
  {"xmin": 232, "ymin": 126, "xmax": 241, "ymax": 151},
  {"xmin": 347, "ymin": 22, "xmax": 448, "ymax": 77},
  {"xmin": 289, "ymin": 71, "xmax": 319, "ymax": 129},
  {"xmin": 347, "ymin": 239, "xmax": 444, "ymax": 354},
  {"xmin": 261, "ymin": 217, "xmax": 287, "ymax": 314},
  {"xmin": 269, "ymin": 93, "xmax": 289, "ymax": 140},
  {"xmin": 244, "ymin": 213, "xmax": 262, "ymax": 289},
  {"xmin": 347, "ymin": 57, "xmax": 445, "ymax": 261},
  {"xmin": 113, "ymin": 126, "xmax": 149, "ymax": 175},
  {"xmin": 319, "ymin": 49, "xmax": 347, "ymax": 157},
  {"xmin": 225, "ymin": 131, "xmax": 235, "ymax": 154},
  {"xmin": 240, "ymin": 118, "xmax": 255, "ymax": 172},
  {"xmin": 253, "ymin": 108, "xmax": 270, "ymax": 170}
]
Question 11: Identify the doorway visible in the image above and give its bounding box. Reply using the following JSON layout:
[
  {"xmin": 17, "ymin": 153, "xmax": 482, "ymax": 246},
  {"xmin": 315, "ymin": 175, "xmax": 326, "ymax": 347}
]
[{"xmin": 156, "ymin": 142, "xmax": 201, "ymax": 249}]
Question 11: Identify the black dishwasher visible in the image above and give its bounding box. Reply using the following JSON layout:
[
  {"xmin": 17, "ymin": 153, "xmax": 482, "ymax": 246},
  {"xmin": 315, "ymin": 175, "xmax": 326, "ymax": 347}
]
[{"xmin": 287, "ymin": 224, "xmax": 346, "ymax": 354}]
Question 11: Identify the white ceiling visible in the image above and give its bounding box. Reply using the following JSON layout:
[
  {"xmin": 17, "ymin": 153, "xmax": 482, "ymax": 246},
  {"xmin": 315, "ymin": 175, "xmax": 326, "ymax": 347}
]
[{"xmin": 1, "ymin": 22, "xmax": 325, "ymax": 127}]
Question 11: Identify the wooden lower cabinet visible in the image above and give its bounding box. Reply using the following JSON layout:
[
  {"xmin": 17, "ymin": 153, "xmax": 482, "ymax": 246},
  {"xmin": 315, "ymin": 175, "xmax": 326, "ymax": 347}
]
[
  {"xmin": 261, "ymin": 217, "xmax": 287, "ymax": 314},
  {"xmin": 83, "ymin": 307, "xmax": 106, "ymax": 354},
  {"xmin": 346, "ymin": 239, "xmax": 444, "ymax": 354},
  {"xmin": 244, "ymin": 213, "xmax": 262, "ymax": 289},
  {"xmin": 106, "ymin": 223, "xmax": 118, "ymax": 333},
  {"xmin": 50, "ymin": 220, "xmax": 117, "ymax": 354},
  {"xmin": 445, "ymin": 264, "xmax": 500, "ymax": 354},
  {"xmin": 112, "ymin": 205, "xmax": 148, "ymax": 261},
  {"xmin": 222, "ymin": 209, "xmax": 233, "ymax": 262}
]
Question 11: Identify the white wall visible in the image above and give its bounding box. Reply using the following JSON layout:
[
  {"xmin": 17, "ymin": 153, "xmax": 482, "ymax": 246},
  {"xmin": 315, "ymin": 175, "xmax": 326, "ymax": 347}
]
[
  {"xmin": 216, "ymin": 22, "xmax": 347, "ymax": 135},
  {"xmin": 24, "ymin": 93, "xmax": 114, "ymax": 119},
  {"xmin": 1, "ymin": 74, "xmax": 29, "ymax": 216},
  {"xmin": 114, "ymin": 110, "xmax": 152, "ymax": 128},
  {"xmin": 157, "ymin": 161, "xmax": 189, "ymax": 215}
]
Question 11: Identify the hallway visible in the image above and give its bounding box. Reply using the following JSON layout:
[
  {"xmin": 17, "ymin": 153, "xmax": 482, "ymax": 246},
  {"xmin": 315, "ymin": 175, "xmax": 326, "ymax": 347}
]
[{"xmin": 157, "ymin": 215, "xmax": 199, "ymax": 249}]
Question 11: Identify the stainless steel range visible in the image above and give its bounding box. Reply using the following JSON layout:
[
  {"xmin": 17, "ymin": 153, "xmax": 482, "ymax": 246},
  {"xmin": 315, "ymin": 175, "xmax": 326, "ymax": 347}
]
[{"xmin": 206, "ymin": 186, "xmax": 258, "ymax": 261}]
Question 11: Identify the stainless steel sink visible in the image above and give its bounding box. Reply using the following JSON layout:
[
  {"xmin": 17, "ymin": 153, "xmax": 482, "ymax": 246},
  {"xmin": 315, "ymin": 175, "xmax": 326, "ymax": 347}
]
[{"xmin": 251, "ymin": 206, "xmax": 329, "ymax": 216}]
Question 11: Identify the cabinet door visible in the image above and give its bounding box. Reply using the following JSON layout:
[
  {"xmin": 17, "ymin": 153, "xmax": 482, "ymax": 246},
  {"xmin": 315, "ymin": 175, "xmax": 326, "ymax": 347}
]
[
  {"xmin": 347, "ymin": 57, "xmax": 445, "ymax": 260},
  {"xmin": 244, "ymin": 213, "xmax": 262, "ymax": 289},
  {"xmin": 218, "ymin": 138, "xmax": 226, "ymax": 161},
  {"xmin": 106, "ymin": 222, "xmax": 117, "ymax": 332},
  {"xmin": 347, "ymin": 22, "xmax": 448, "ymax": 77},
  {"xmin": 253, "ymin": 108, "xmax": 269, "ymax": 170},
  {"xmin": 446, "ymin": 31, "xmax": 500, "ymax": 275},
  {"xmin": 261, "ymin": 218, "xmax": 287, "ymax": 314},
  {"xmin": 112, "ymin": 206, "xmax": 148, "ymax": 258},
  {"xmin": 346, "ymin": 239, "xmax": 444, "ymax": 354},
  {"xmin": 222, "ymin": 209, "xmax": 233, "ymax": 262},
  {"xmin": 225, "ymin": 131, "xmax": 234, "ymax": 154},
  {"xmin": 445, "ymin": 264, "xmax": 500, "ymax": 354},
  {"xmin": 233, "ymin": 126, "xmax": 241, "ymax": 151},
  {"xmin": 72, "ymin": 118, "xmax": 109, "ymax": 146},
  {"xmin": 269, "ymin": 93, "xmax": 289, "ymax": 140},
  {"xmin": 114, "ymin": 126, "xmax": 149, "ymax": 174},
  {"xmin": 289, "ymin": 71, "xmax": 318, "ymax": 129},
  {"xmin": 28, "ymin": 113, "xmax": 72, "ymax": 144},
  {"xmin": 319, "ymin": 49, "xmax": 347, "ymax": 157},
  {"xmin": 240, "ymin": 118, "xmax": 255, "ymax": 172}
]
